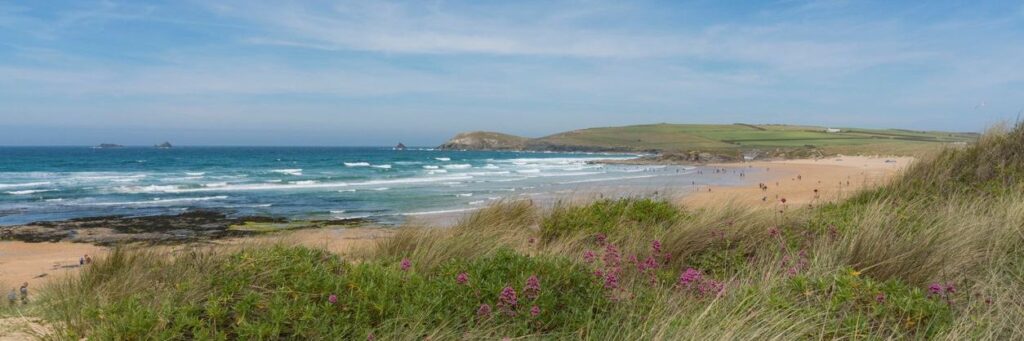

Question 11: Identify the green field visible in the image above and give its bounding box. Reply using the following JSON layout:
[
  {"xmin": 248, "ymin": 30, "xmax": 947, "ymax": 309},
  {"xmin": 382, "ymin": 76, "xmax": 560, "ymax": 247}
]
[{"xmin": 528, "ymin": 123, "xmax": 978, "ymax": 155}]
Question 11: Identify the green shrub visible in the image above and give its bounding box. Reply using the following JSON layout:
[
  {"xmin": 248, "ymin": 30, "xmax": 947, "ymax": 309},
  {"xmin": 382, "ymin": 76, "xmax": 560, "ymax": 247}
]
[
  {"xmin": 45, "ymin": 246, "xmax": 609, "ymax": 339},
  {"xmin": 783, "ymin": 269, "xmax": 954, "ymax": 338},
  {"xmin": 541, "ymin": 198, "xmax": 681, "ymax": 241}
]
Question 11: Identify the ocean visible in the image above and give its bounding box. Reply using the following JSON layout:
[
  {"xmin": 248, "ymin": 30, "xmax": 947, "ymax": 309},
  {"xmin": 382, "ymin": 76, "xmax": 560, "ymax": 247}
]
[{"xmin": 0, "ymin": 147, "xmax": 753, "ymax": 225}]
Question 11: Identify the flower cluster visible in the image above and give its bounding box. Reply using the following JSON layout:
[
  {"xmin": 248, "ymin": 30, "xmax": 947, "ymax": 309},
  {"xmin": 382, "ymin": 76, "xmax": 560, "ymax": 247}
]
[
  {"xmin": 928, "ymin": 282, "xmax": 957, "ymax": 301},
  {"xmin": 456, "ymin": 272, "xmax": 469, "ymax": 285},
  {"xmin": 498, "ymin": 286, "xmax": 518, "ymax": 316},
  {"xmin": 583, "ymin": 250, "xmax": 596, "ymax": 263},
  {"xmin": 677, "ymin": 268, "xmax": 725, "ymax": 297},
  {"xmin": 781, "ymin": 250, "xmax": 809, "ymax": 276},
  {"xmin": 477, "ymin": 304, "xmax": 492, "ymax": 318},
  {"xmin": 400, "ymin": 258, "xmax": 412, "ymax": 271},
  {"xmin": 524, "ymin": 275, "xmax": 541, "ymax": 300}
]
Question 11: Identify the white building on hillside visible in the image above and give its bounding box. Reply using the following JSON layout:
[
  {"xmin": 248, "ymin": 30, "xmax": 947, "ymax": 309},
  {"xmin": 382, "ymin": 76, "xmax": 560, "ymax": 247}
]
[{"xmin": 825, "ymin": 128, "xmax": 841, "ymax": 133}]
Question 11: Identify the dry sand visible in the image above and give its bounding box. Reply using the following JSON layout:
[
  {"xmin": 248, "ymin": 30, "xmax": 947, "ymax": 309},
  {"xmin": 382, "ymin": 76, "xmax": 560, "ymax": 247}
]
[{"xmin": 682, "ymin": 155, "xmax": 913, "ymax": 208}]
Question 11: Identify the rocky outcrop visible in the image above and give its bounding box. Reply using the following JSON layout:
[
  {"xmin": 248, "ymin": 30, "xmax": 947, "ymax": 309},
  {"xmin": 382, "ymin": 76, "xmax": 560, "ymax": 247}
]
[
  {"xmin": 437, "ymin": 132, "xmax": 528, "ymax": 150},
  {"xmin": 395, "ymin": 143, "xmax": 407, "ymax": 150},
  {"xmin": 155, "ymin": 142, "xmax": 173, "ymax": 149},
  {"xmin": 0, "ymin": 211, "xmax": 373, "ymax": 246},
  {"xmin": 1, "ymin": 211, "xmax": 272, "ymax": 245},
  {"xmin": 96, "ymin": 143, "xmax": 123, "ymax": 149}
]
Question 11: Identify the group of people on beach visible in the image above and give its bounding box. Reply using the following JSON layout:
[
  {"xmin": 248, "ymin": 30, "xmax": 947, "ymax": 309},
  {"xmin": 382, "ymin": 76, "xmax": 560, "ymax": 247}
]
[
  {"xmin": 6, "ymin": 282, "xmax": 28, "ymax": 306},
  {"xmin": 6, "ymin": 254, "xmax": 93, "ymax": 307}
]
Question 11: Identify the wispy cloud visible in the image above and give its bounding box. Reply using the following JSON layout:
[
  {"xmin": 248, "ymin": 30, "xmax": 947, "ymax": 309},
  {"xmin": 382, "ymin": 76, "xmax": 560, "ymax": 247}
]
[{"xmin": 0, "ymin": 0, "xmax": 1022, "ymax": 144}]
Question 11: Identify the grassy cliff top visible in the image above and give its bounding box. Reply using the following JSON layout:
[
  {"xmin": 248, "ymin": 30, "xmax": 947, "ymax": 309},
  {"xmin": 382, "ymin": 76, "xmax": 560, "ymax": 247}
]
[{"xmin": 441, "ymin": 123, "xmax": 978, "ymax": 156}]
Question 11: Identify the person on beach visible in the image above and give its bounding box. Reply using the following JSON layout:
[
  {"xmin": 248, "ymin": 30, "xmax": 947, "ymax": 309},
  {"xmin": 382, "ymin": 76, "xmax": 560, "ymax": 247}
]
[
  {"xmin": 6, "ymin": 289, "xmax": 15, "ymax": 306},
  {"xmin": 19, "ymin": 282, "xmax": 28, "ymax": 304},
  {"xmin": 84, "ymin": 254, "xmax": 93, "ymax": 264}
]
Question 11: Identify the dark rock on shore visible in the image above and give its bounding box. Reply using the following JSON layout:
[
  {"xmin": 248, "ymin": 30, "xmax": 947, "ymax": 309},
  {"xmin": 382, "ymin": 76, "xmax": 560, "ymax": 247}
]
[
  {"xmin": 155, "ymin": 141, "xmax": 173, "ymax": 148},
  {"xmin": 2, "ymin": 211, "xmax": 276, "ymax": 245},
  {"xmin": 1, "ymin": 211, "xmax": 377, "ymax": 246}
]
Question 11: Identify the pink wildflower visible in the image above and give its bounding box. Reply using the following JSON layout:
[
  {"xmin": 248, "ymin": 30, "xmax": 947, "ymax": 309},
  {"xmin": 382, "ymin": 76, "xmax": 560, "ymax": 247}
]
[
  {"xmin": 328, "ymin": 294, "xmax": 338, "ymax": 304},
  {"xmin": 524, "ymin": 275, "xmax": 541, "ymax": 300},
  {"xmin": 928, "ymin": 283, "xmax": 943, "ymax": 297},
  {"xmin": 678, "ymin": 268, "xmax": 702, "ymax": 288},
  {"xmin": 456, "ymin": 272, "xmax": 469, "ymax": 285},
  {"xmin": 875, "ymin": 293, "xmax": 886, "ymax": 304},
  {"xmin": 639, "ymin": 256, "xmax": 658, "ymax": 272},
  {"xmin": 583, "ymin": 250, "xmax": 596, "ymax": 263},
  {"xmin": 530, "ymin": 305, "xmax": 540, "ymax": 317},
  {"xmin": 604, "ymin": 244, "xmax": 621, "ymax": 268},
  {"xmin": 697, "ymin": 279, "xmax": 725, "ymax": 297},
  {"xmin": 944, "ymin": 282, "xmax": 957, "ymax": 294},
  {"xmin": 367, "ymin": 332, "xmax": 375, "ymax": 341},
  {"xmin": 595, "ymin": 233, "xmax": 607, "ymax": 246},
  {"xmin": 400, "ymin": 258, "xmax": 412, "ymax": 271},
  {"xmin": 768, "ymin": 227, "xmax": 780, "ymax": 238},
  {"xmin": 593, "ymin": 269, "xmax": 604, "ymax": 279},
  {"xmin": 498, "ymin": 286, "xmax": 518, "ymax": 316},
  {"xmin": 604, "ymin": 272, "xmax": 619, "ymax": 289},
  {"xmin": 477, "ymin": 304, "xmax": 492, "ymax": 318},
  {"xmin": 651, "ymin": 240, "xmax": 662, "ymax": 253}
]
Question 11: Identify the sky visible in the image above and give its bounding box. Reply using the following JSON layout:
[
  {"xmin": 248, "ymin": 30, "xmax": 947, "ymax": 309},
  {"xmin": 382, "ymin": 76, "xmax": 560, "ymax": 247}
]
[{"xmin": 0, "ymin": 0, "xmax": 1022, "ymax": 146}]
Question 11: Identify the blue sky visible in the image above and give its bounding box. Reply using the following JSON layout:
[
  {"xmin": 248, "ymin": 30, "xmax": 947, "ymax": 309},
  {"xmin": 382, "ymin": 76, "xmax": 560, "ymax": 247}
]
[{"xmin": 0, "ymin": 0, "xmax": 1022, "ymax": 146}]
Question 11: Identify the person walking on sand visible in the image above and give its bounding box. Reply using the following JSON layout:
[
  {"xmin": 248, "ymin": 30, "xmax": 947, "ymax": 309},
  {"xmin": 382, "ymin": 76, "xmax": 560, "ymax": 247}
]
[
  {"xmin": 7, "ymin": 288, "xmax": 16, "ymax": 306},
  {"xmin": 19, "ymin": 282, "xmax": 28, "ymax": 304}
]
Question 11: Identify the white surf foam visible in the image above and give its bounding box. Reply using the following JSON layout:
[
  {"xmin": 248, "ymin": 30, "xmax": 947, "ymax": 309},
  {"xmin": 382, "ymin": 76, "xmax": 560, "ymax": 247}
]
[
  {"xmin": 435, "ymin": 157, "xmax": 451, "ymax": 161},
  {"xmin": 344, "ymin": 162, "xmax": 370, "ymax": 167},
  {"xmin": 271, "ymin": 169, "xmax": 303, "ymax": 176},
  {"xmin": 75, "ymin": 196, "xmax": 229, "ymax": 206},
  {"xmin": 6, "ymin": 189, "xmax": 53, "ymax": 195},
  {"xmin": 0, "ymin": 182, "xmax": 52, "ymax": 189}
]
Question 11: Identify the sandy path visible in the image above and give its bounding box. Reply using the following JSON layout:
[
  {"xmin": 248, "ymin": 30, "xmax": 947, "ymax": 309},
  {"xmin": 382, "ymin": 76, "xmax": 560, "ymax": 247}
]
[{"xmin": 682, "ymin": 156, "xmax": 913, "ymax": 208}]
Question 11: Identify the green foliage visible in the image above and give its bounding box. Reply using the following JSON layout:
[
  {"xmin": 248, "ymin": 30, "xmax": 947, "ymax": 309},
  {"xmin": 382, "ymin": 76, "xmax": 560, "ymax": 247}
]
[
  {"xmin": 541, "ymin": 198, "xmax": 681, "ymax": 241},
  {"xmin": 783, "ymin": 269, "xmax": 954, "ymax": 338},
  {"xmin": 45, "ymin": 246, "xmax": 609, "ymax": 339}
]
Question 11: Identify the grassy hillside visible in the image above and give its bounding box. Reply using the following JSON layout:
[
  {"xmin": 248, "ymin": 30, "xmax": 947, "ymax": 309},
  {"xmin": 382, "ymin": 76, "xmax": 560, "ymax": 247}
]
[
  {"xmin": 14, "ymin": 124, "xmax": 1022, "ymax": 339},
  {"xmin": 442, "ymin": 123, "xmax": 978, "ymax": 156}
]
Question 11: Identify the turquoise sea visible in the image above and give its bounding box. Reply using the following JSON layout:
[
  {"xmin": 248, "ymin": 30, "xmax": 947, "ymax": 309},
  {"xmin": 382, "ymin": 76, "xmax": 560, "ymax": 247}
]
[{"xmin": 0, "ymin": 147, "xmax": 753, "ymax": 225}]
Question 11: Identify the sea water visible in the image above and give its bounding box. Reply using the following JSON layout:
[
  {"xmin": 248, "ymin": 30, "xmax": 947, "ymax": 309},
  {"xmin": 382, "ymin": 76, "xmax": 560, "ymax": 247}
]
[{"xmin": 0, "ymin": 147, "xmax": 753, "ymax": 225}]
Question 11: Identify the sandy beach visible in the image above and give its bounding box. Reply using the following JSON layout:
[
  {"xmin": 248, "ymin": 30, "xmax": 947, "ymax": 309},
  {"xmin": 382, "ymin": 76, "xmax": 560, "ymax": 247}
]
[
  {"xmin": 682, "ymin": 156, "xmax": 913, "ymax": 208},
  {"xmin": 0, "ymin": 156, "xmax": 911, "ymax": 292}
]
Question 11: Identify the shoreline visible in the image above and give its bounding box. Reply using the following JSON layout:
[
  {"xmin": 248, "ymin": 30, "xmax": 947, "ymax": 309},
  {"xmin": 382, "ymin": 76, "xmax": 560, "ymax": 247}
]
[{"xmin": 0, "ymin": 156, "xmax": 911, "ymax": 291}]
